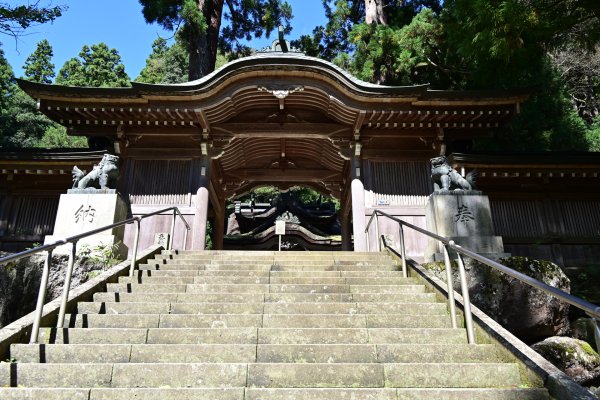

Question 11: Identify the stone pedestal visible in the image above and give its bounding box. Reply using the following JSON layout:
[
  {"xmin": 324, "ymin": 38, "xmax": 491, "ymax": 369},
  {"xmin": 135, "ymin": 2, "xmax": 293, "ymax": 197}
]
[
  {"xmin": 44, "ymin": 190, "xmax": 128, "ymax": 258},
  {"xmin": 425, "ymin": 193, "xmax": 508, "ymax": 262}
]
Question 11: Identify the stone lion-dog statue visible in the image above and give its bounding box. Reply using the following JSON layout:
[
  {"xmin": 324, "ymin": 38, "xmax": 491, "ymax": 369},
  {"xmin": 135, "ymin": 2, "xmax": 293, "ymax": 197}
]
[
  {"xmin": 72, "ymin": 154, "xmax": 120, "ymax": 189},
  {"xmin": 430, "ymin": 156, "xmax": 477, "ymax": 192}
]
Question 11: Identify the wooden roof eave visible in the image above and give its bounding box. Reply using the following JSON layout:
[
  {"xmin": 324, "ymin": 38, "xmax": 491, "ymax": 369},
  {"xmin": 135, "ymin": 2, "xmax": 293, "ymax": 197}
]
[{"xmin": 18, "ymin": 53, "xmax": 530, "ymax": 110}]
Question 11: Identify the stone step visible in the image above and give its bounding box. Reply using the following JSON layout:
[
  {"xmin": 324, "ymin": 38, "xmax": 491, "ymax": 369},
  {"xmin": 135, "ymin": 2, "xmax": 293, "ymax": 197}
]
[
  {"xmin": 77, "ymin": 302, "xmax": 265, "ymax": 315},
  {"xmin": 126, "ymin": 276, "xmax": 420, "ymax": 285},
  {"xmin": 38, "ymin": 327, "xmax": 466, "ymax": 345},
  {"xmin": 133, "ymin": 270, "xmax": 410, "ymax": 279},
  {"xmin": 0, "ymin": 387, "xmax": 550, "ymax": 400},
  {"xmin": 11, "ymin": 343, "xmax": 498, "ymax": 364},
  {"xmin": 245, "ymin": 362, "xmax": 521, "ymax": 388},
  {"xmin": 135, "ymin": 270, "xmax": 272, "ymax": 277},
  {"xmin": 78, "ymin": 301, "xmax": 447, "ymax": 316},
  {"xmin": 246, "ymin": 388, "xmax": 549, "ymax": 400},
  {"xmin": 39, "ymin": 328, "xmax": 259, "ymax": 344},
  {"xmin": 118, "ymin": 276, "xmax": 271, "ymax": 285},
  {"xmin": 256, "ymin": 343, "xmax": 497, "ymax": 363},
  {"xmin": 62, "ymin": 313, "xmax": 263, "ymax": 329},
  {"xmin": 92, "ymin": 291, "xmax": 437, "ymax": 303},
  {"xmin": 265, "ymin": 293, "xmax": 436, "ymax": 303},
  {"xmin": 0, "ymin": 362, "xmax": 247, "ymax": 388},
  {"xmin": 12, "ymin": 343, "xmax": 257, "ymax": 363},
  {"xmin": 59, "ymin": 313, "xmax": 455, "ymax": 329},
  {"xmin": 267, "ymin": 277, "xmax": 416, "ymax": 285},
  {"xmin": 261, "ymin": 302, "xmax": 447, "ymax": 315},
  {"xmin": 138, "ymin": 263, "xmax": 400, "ymax": 272},
  {"xmin": 261, "ymin": 314, "xmax": 459, "ymax": 329},
  {"xmin": 270, "ymin": 270, "xmax": 407, "ymax": 277},
  {"xmin": 93, "ymin": 292, "xmax": 266, "ymax": 303},
  {"xmin": 270, "ymin": 265, "xmax": 399, "ymax": 272},
  {"xmin": 159, "ymin": 251, "xmax": 391, "ymax": 259},
  {"xmin": 0, "ymin": 362, "xmax": 521, "ymax": 388},
  {"xmin": 105, "ymin": 282, "xmax": 430, "ymax": 294}
]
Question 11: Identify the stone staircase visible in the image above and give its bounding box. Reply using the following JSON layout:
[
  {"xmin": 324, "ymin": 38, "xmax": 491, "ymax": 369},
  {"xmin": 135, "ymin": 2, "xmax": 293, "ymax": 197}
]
[{"xmin": 0, "ymin": 250, "xmax": 549, "ymax": 399}]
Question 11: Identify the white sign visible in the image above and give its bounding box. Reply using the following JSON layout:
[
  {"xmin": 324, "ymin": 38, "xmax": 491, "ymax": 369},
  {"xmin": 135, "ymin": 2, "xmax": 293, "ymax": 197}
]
[
  {"xmin": 275, "ymin": 220, "xmax": 286, "ymax": 235},
  {"xmin": 377, "ymin": 199, "xmax": 390, "ymax": 206}
]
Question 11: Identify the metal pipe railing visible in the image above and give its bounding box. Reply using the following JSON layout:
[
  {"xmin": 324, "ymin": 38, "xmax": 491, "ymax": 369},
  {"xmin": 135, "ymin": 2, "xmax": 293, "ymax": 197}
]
[
  {"xmin": 368, "ymin": 208, "xmax": 600, "ymax": 349},
  {"xmin": 0, "ymin": 206, "xmax": 190, "ymax": 343}
]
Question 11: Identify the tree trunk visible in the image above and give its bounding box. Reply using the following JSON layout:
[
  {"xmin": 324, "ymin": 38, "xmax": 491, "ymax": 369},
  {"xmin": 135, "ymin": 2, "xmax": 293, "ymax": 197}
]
[
  {"xmin": 188, "ymin": 0, "xmax": 225, "ymax": 81},
  {"xmin": 364, "ymin": 0, "xmax": 388, "ymax": 25}
]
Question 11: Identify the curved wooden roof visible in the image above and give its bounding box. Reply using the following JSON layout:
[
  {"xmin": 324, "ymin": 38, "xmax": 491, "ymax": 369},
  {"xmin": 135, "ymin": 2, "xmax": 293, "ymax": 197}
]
[{"xmin": 17, "ymin": 52, "xmax": 529, "ymax": 198}]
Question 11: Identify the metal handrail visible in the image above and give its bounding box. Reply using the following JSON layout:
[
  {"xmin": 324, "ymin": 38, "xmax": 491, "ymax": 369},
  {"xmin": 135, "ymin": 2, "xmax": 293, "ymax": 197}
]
[
  {"xmin": 0, "ymin": 206, "xmax": 190, "ymax": 343},
  {"xmin": 366, "ymin": 208, "xmax": 600, "ymax": 348}
]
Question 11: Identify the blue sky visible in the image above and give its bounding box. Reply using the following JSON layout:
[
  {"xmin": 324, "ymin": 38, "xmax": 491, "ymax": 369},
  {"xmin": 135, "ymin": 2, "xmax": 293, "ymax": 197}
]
[{"xmin": 2, "ymin": 0, "xmax": 328, "ymax": 80}]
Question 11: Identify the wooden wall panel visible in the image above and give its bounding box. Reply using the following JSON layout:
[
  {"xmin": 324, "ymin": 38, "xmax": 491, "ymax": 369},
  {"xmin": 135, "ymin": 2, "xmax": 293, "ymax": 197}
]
[
  {"xmin": 490, "ymin": 199, "xmax": 545, "ymax": 238},
  {"xmin": 128, "ymin": 160, "xmax": 193, "ymax": 205},
  {"xmin": 363, "ymin": 160, "xmax": 431, "ymax": 196},
  {"xmin": 490, "ymin": 199, "xmax": 600, "ymax": 238},
  {"xmin": 559, "ymin": 200, "xmax": 600, "ymax": 237},
  {"xmin": 5, "ymin": 195, "xmax": 59, "ymax": 238}
]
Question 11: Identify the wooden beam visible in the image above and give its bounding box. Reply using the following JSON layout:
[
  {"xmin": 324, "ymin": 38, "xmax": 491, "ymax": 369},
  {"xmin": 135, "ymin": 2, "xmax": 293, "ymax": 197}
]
[
  {"xmin": 361, "ymin": 148, "xmax": 436, "ymax": 160},
  {"xmin": 213, "ymin": 123, "xmax": 350, "ymax": 139},
  {"xmin": 224, "ymin": 168, "xmax": 341, "ymax": 182},
  {"xmin": 195, "ymin": 109, "xmax": 210, "ymax": 134}
]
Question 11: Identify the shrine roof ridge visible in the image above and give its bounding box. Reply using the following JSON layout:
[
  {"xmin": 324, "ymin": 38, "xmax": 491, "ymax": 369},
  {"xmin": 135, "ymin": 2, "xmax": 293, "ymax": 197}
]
[
  {"xmin": 0, "ymin": 149, "xmax": 108, "ymax": 161},
  {"xmin": 17, "ymin": 52, "xmax": 530, "ymax": 101}
]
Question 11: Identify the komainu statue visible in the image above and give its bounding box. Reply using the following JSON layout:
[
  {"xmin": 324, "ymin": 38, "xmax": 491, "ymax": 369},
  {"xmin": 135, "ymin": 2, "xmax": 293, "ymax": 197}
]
[
  {"xmin": 430, "ymin": 156, "xmax": 477, "ymax": 193},
  {"xmin": 72, "ymin": 154, "xmax": 120, "ymax": 189}
]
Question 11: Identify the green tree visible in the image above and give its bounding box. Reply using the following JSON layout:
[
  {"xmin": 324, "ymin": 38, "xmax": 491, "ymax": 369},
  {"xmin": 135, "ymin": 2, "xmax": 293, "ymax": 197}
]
[
  {"xmin": 138, "ymin": 0, "xmax": 293, "ymax": 80},
  {"xmin": 35, "ymin": 125, "xmax": 87, "ymax": 148},
  {"xmin": 0, "ymin": 44, "xmax": 49, "ymax": 149},
  {"xmin": 137, "ymin": 37, "xmax": 189, "ymax": 84},
  {"xmin": 0, "ymin": 43, "xmax": 14, "ymax": 110},
  {"xmin": 587, "ymin": 116, "xmax": 600, "ymax": 152},
  {"xmin": 0, "ymin": 2, "xmax": 65, "ymax": 37},
  {"xmin": 298, "ymin": 1, "xmax": 442, "ymax": 62},
  {"xmin": 0, "ymin": 86, "xmax": 51, "ymax": 148},
  {"xmin": 23, "ymin": 39, "xmax": 54, "ymax": 84},
  {"xmin": 441, "ymin": 0, "xmax": 600, "ymax": 151},
  {"xmin": 345, "ymin": 7, "xmax": 444, "ymax": 85},
  {"xmin": 56, "ymin": 43, "xmax": 130, "ymax": 87}
]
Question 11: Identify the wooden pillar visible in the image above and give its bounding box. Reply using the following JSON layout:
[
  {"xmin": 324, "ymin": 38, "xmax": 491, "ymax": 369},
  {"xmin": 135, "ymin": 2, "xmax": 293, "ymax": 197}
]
[
  {"xmin": 351, "ymin": 179, "xmax": 367, "ymax": 252},
  {"xmin": 212, "ymin": 196, "xmax": 226, "ymax": 250},
  {"xmin": 350, "ymin": 149, "xmax": 367, "ymax": 252},
  {"xmin": 341, "ymin": 206, "xmax": 352, "ymax": 251},
  {"xmin": 192, "ymin": 156, "xmax": 211, "ymax": 250}
]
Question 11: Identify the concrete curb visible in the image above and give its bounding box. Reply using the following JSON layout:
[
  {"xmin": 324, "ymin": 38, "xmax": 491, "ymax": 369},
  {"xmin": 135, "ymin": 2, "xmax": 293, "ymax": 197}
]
[
  {"xmin": 0, "ymin": 245, "xmax": 163, "ymax": 360},
  {"xmin": 385, "ymin": 248, "xmax": 597, "ymax": 400}
]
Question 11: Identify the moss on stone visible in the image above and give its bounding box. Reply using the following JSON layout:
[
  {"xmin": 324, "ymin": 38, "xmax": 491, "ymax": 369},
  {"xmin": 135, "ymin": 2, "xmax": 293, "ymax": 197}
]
[
  {"xmin": 421, "ymin": 260, "xmax": 458, "ymax": 272},
  {"xmin": 580, "ymin": 341, "xmax": 599, "ymax": 357}
]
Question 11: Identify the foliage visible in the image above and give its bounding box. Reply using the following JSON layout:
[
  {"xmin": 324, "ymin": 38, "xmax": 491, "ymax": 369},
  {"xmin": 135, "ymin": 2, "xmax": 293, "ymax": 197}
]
[
  {"xmin": 0, "ymin": 42, "xmax": 14, "ymax": 110},
  {"xmin": 440, "ymin": 0, "xmax": 600, "ymax": 151},
  {"xmin": 344, "ymin": 8, "xmax": 443, "ymax": 85},
  {"xmin": 218, "ymin": 0, "xmax": 293, "ymax": 55},
  {"xmin": 35, "ymin": 125, "xmax": 87, "ymax": 148},
  {"xmin": 136, "ymin": 37, "xmax": 189, "ymax": 84},
  {"xmin": 0, "ymin": 41, "xmax": 88, "ymax": 149},
  {"xmin": 549, "ymin": 45, "xmax": 600, "ymax": 124},
  {"xmin": 205, "ymin": 220, "xmax": 213, "ymax": 250},
  {"xmin": 23, "ymin": 39, "xmax": 54, "ymax": 84},
  {"xmin": 0, "ymin": 1, "xmax": 65, "ymax": 38},
  {"xmin": 77, "ymin": 242, "xmax": 122, "ymax": 266},
  {"xmin": 587, "ymin": 116, "xmax": 600, "ymax": 152},
  {"xmin": 56, "ymin": 42, "xmax": 130, "ymax": 88},
  {"xmin": 297, "ymin": 0, "xmax": 442, "ymax": 61},
  {"xmin": 139, "ymin": 0, "xmax": 292, "ymax": 78},
  {"xmin": 0, "ymin": 86, "xmax": 52, "ymax": 148},
  {"xmin": 303, "ymin": 0, "xmax": 600, "ymax": 152}
]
